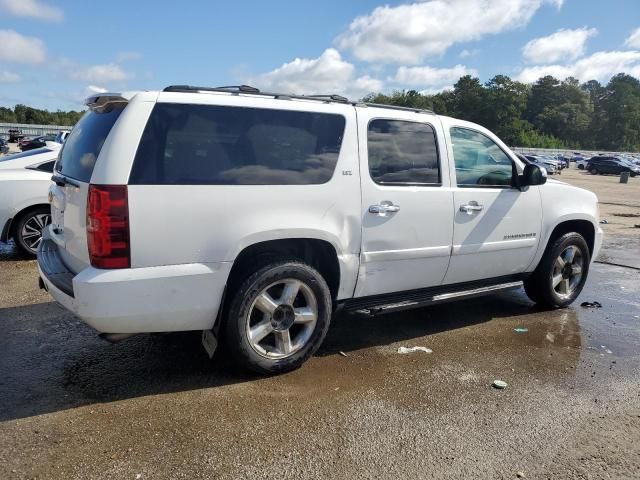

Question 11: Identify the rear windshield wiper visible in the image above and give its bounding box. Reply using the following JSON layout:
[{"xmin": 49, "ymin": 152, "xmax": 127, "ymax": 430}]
[{"xmin": 51, "ymin": 173, "xmax": 81, "ymax": 188}]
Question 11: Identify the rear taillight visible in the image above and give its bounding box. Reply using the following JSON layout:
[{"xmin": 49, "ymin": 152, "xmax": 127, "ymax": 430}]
[{"xmin": 87, "ymin": 184, "xmax": 130, "ymax": 269}]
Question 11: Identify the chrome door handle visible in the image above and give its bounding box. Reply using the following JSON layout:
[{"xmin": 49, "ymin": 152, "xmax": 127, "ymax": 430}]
[
  {"xmin": 369, "ymin": 201, "xmax": 400, "ymax": 215},
  {"xmin": 459, "ymin": 201, "xmax": 483, "ymax": 215}
]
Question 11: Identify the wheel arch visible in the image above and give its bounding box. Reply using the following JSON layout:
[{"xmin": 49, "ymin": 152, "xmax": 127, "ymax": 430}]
[
  {"xmin": 8, "ymin": 203, "xmax": 51, "ymax": 239},
  {"xmin": 528, "ymin": 217, "xmax": 596, "ymax": 272},
  {"xmin": 226, "ymin": 238, "xmax": 343, "ymax": 302}
]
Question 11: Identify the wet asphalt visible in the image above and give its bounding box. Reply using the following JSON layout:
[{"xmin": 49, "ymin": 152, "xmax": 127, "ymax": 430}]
[{"xmin": 0, "ymin": 241, "xmax": 639, "ymax": 479}]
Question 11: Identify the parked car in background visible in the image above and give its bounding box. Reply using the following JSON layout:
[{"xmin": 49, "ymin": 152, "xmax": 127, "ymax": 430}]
[
  {"xmin": 576, "ymin": 156, "xmax": 591, "ymax": 169},
  {"xmin": 0, "ymin": 145, "xmax": 60, "ymax": 255},
  {"xmin": 38, "ymin": 87, "xmax": 602, "ymax": 374},
  {"xmin": 0, "ymin": 138, "xmax": 9, "ymax": 155},
  {"xmin": 525, "ymin": 154, "xmax": 559, "ymax": 174},
  {"xmin": 523, "ymin": 154, "xmax": 555, "ymax": 174},
  {"xmin": 8, "ymin": 129, "xmax": 25, "ymax": 143},
  {"xmin": 587, "ymin": 156, "xmax": 639, "ymax": 177},
  {"xmin": 19, "ymin": 134, "xmax": 57, "ymax": 151},
  {"xmin": 55, "ymin": 130, "xmax": 71, "ymax": 144},
  {"xmin": 552, "ymin": 154, "xmax": 569, "ymax": 168}
]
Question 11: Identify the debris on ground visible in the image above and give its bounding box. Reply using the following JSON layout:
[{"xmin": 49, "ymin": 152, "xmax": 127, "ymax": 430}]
[
  {"xmin": 516, "ymin": 472, "xmax": 525, "ymax": 478},
  {"xmin": 601, "ymin": 345, "xmax": 613, "ymax": 354},
  {"xmin": 397, "ymin": 346, "xmax": 433, "ymax": 354},
  {"xmin": 513, "ymin": 327, "xmax": 529, "ymax": 333},
  {"xmin": 635, "ymin": 224, "xmax": 640, "ymax": 228},
  {"xmin": 600, "ymin": 219, "xmax": 608, "ymax": 224},
  {"xmin": 581, "ymin": 301, "xmax": 602, "ymax": 308},
  {"xmin": 339, "ymin": 351, "xmax": 348, "ymax": 357},
  {"xmin": 492, "ymin": 380, "xmax": 508, "ymax": 389}
]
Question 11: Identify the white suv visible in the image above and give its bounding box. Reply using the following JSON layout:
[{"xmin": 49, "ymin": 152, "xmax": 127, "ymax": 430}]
[{"xmin": 38, "ymin": 85, "xmax": 603, "ymax": 373}]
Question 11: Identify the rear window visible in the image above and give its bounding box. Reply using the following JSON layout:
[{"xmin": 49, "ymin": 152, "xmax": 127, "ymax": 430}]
[
  {"xmin": 129, "ymin": 103, "xmax": 346, "ymax": 185},
  {"xmin": 55, "ymin": 106, "xmax": 125, "ymax": 182}
]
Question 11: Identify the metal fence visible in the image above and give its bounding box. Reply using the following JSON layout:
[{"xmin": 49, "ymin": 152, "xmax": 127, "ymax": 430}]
[
  {"xmin": 510, "ymin": 146, "xmax": 639, "ymax": 157},
  {"xmin": 0, "ymin": 122, "xmax": 72, "ymax": 138}
]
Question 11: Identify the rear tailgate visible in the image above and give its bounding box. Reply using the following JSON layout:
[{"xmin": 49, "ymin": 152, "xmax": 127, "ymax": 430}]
[{"xmin": 49, "ymin": 98, "xmax": 128, "ymax": 273}]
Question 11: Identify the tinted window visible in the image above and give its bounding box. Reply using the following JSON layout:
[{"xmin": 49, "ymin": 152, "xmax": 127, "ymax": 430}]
[
  {"xmin": 0, "ymin": 147, "xmax": 53, "ymax": 162},
  {"xmin": 35, "ymin": 161, "xmax": 55, "ymax": 172},
  {"xmin": 367, "ymin": 119, "xmax": 440, "ymax": 185},
  {"xmin": 450, "ymin": 127, "xmax": 514, "ymax": 187},
  {"xmin": 129, "ymin": 103, "xmax": 345, "ymax": 185},
  {"xmin": 55, "ymin": 105, "xmax": 125, "ymax": 182}
]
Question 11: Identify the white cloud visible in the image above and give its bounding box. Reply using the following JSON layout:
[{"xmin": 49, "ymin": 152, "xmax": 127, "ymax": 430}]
[
  {"xmin": 459, "ymin": 49, "xmax": 480, "ymax": 58},
  {"xmin": 393, "ymin": 64, "xmax": 477, "ymax": 88},
  {"xmin": 71, "ymin": 63, "xmax": 132, "ymax": 83},
  {"xmin": 248, "ymin": 48, "xmax": 382, "ymax": 99},
  {"xmin": 0, "ymin": 29, "xmax": 46, "ymax": 64},
  {"xmin": 624, "ymin": 27, "xmax": 640, "ymax": 49},
  {"xmin": 0, "ymin": 0, "xmax": 63, "ymax": 22},
  {"xmin": 0, "ymin": 70, "xmax": 20, "ymax": 83},
  {"xmin": 523, "ymin": 27, "xmax": 597, "ymax": 64},
  {"xmin": 115, "ymin": 51, "xmax": 142, "ymax": 63},
  {"xmin": 516, "ymin": 50, "xmax": 640, "ymax": 83},
  {"xmin": 337, "ymin": 0, "xmax": 563, "ymax": 65}
]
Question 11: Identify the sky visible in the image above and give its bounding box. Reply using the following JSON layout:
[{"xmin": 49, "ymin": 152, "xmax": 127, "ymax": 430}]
[{"xmin": 0, "ymin": 0, "xmax": 639, "ymax": 111}]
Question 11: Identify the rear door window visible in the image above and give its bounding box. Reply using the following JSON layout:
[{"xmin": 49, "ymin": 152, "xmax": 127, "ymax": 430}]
[
  {"xmin": 55, "ymin": 105, "xmax": 125, "ymax": 182},
  {"xmin": 129, "ymin": 103, "xmax": 346, "ymax": 185},
  {"xmin": 367, "ymin": 119, "xmax": 440, "ymax": 185}
]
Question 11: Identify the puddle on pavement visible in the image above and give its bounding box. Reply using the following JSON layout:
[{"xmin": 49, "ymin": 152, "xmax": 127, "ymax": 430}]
[{"xmin": 1, "ymin": 257, "xmax": 638, "ymax": 422}]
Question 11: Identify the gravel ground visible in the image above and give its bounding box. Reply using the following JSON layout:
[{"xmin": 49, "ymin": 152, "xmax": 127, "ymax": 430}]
[{"xmin": 0, "ymin": 161, "xmax": 639, "ymax": 479}]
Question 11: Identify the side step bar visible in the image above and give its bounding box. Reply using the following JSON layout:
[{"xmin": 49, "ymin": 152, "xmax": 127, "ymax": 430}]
[{"xmin": 344, "ymin": 281, "xmax": 523, "ymax": 316}]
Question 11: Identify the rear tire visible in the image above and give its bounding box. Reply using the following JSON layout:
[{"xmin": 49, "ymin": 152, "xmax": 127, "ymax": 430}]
[
  {"xmin": 224, "ymin": 260, "xmax": 332, "ymax": 374},
  {"xmin": 578, "ymin": 164, "xmax": 584, "ymax": 170},
  {"xmin": 589, "ymin": 167, "xmax": 599, "ymax": 175},
  {"xmin": 524, "ymin": 232, "xmax": 590, "ymax": 308},
  {"xmin": 14, "ymin": 206, "xmax": 51, "ymax": 257}
]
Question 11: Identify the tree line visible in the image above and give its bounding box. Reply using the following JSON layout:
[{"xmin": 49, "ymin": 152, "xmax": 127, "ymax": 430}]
[
  {"xmin": 1, "ymin": 72, "xmax": 639, "ymax": 150},
  {"xmin": 365, "ymin": 73, "xmax": 640, "ymax": 152},
  {"xmin": 0, "ymin": 104, "xmax": 83, "ymax": 127}
]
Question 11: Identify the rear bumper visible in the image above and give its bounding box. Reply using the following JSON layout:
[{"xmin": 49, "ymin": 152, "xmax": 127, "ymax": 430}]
[{"xmin": 38, "ymin": 235, "xmax": 231, "ymax": 333}]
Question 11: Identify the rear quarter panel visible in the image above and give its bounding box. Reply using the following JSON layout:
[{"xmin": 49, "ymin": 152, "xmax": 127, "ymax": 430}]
[{"xmin": 123, "ymin": 95, "xmax": 362, "ymax": 299}]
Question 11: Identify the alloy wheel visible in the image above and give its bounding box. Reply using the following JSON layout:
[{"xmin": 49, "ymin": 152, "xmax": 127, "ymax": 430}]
[
  {"xmin": 246, "ymin": 279, "xmax": 318, "ymax": 359},
  {"xmin": 551, "ymin": 245, "xmax": 584, "ymax": 299},
  {"xmin": 20, "ymin": 213, "xmax": 51, "ymax": 253}
]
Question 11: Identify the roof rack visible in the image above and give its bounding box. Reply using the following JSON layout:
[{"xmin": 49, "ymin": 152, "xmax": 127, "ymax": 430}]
[
  {"xmin": 161, "ymin": 85, "xmax": 434, "ymax": 114},
  {"xmin": 363, "ymin": 102, "xmax": 434, "ymax": 115},
  {"xmin": 162, "ymin": 84, "xmax": 351, "ymax": 104}
]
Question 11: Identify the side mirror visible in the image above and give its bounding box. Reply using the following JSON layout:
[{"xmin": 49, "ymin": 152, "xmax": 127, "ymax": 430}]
[{"xmin": 522, "ymin": 164, "xmax": 547, "ymax": 187}]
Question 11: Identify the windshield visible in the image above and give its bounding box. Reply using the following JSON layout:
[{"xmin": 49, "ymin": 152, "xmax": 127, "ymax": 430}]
[{"xmin": 0, "ymin": 147, "xmax": 54, "ymax": 162}]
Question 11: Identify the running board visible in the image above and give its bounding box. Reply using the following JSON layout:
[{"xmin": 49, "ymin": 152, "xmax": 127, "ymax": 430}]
[{"xmin": 344, "ymin": 281, "xmax": 523, "ymax": 316}]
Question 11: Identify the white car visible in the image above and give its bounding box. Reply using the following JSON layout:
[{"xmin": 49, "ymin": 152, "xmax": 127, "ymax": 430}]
[
  {"xmin": 0, "ymin": 146, "xmax": 60, "ymax": 255},
  {"xmin": 38, "ymin": 87, "xmax": 603, "ymax": 374},
  {"xmin": 576, "ymin": 157, "xmax": 591, "ymax": 169}
]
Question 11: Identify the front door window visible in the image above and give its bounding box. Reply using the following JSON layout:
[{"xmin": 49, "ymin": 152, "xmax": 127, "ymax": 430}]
[{"xmin": 450, "ymin": 127, "xmax": 514, "ymax": 187}]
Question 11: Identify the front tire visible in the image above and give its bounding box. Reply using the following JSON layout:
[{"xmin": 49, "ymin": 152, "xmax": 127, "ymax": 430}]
[
  {"xmin": 589, "ymin": 167, "xmax": 599, "ymax": 175},
  {"xmin": 524, "ymin": 232, "xmax": 590, "ymax": 308},
  {"xmin": 224, "ymin": 260, "xmax": 332, "ymax": 374},
  {"xmin": 14, "ymin": 206, "xmax": 51, "ymax": 257}
]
